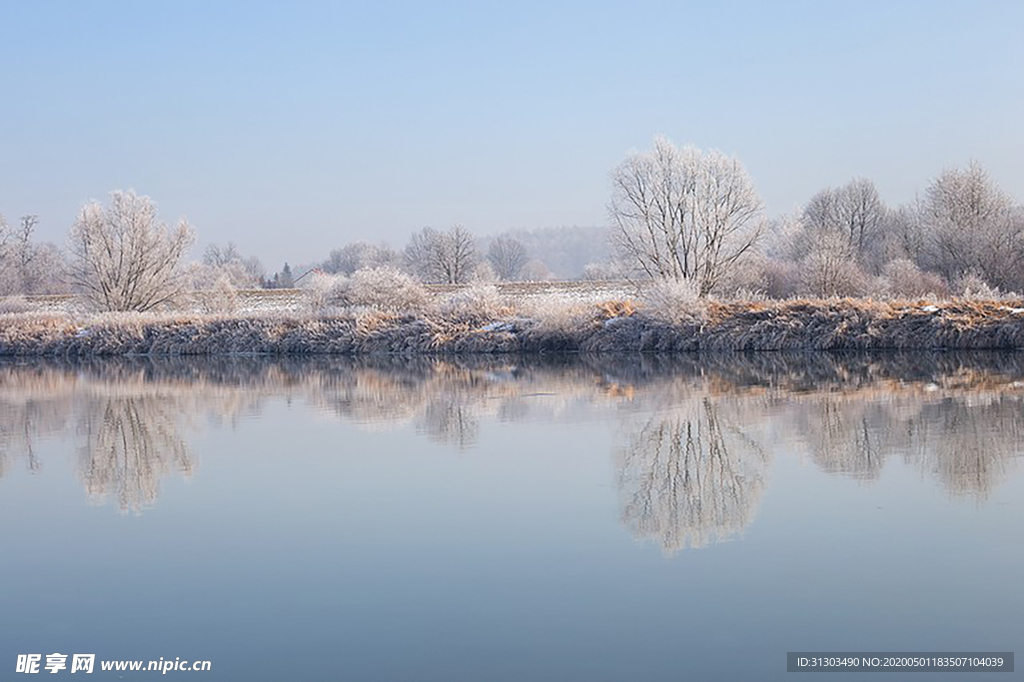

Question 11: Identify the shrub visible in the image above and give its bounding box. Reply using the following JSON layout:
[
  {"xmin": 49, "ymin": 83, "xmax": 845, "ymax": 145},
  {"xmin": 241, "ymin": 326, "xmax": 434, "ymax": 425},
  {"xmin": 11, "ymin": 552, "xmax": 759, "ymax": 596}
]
[
  {"xmin": 800, "ymin": 234, "xmax": 870, "ymax": 297},
  {"xmin": 640, "ymin": 278, "xmax": 703, "ymax": 319},
  {"xmin": 471, "ymin": 261, "xmax": 498, "ymax": 283},
  {"xmin": 755, "ymin": 258, "xmax": 800, "ymax": 299},
  {"xmin": 876, "ymin": 259, "xmax": 948, "ymax": 299},
  {"xmin": 201, "ymin": 275, "xmax": 241, "ymax": 314},
  {"xmin": 348, "ymin": 266, "xmax": 427, "ymax": 311},
  {"xmin": 722, "ymin": 288, "xmax": 770, "ymax": 303},
  {"xmin": 437, "ymin": 282, "xmax": 505, "ymax": 321},
  {"xmin": 512, "ymin": 293, "xmax": 589, "ymax": 332},
  {"xmin": 305, "ymin": 271, "xmax": 351, "ymax": 312},
  {"xmin": 955, "ymin": 272, "xmax": 1001, "ymax": 300}
]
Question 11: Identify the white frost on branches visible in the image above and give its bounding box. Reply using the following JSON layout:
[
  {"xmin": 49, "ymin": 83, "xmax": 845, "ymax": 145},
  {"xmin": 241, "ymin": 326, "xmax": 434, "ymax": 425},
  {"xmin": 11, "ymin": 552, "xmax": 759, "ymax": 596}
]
[
  {"xmin": 609, "ymin": 137, "xmax": 764, "ymax": 295},
  {"xmin": 67, "ymin": 190, "xmax": 195, "ymax": 312}
]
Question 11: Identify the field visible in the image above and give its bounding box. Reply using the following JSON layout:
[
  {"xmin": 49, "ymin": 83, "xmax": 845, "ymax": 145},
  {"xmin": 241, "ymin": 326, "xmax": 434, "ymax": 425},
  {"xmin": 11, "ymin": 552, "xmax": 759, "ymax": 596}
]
[{"xmin": 14, "ymin": 281, "xmax": 636, "ymax": 316}]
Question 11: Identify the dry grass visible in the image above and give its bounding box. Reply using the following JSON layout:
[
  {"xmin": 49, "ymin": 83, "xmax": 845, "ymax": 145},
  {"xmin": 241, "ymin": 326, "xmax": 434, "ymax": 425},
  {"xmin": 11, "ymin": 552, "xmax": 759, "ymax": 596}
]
[{"xmin": 1, "ymin": 294, "xmax": 1023, "ymax": 356}]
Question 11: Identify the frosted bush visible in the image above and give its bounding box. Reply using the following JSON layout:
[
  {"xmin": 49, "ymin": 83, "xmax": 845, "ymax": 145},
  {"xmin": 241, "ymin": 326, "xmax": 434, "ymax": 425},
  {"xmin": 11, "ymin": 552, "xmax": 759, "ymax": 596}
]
[
  {"xmin": 641, "ymin": 278, "xmax": 703, "ymax": 319},
  {"xmin": 955, "ymin": 273, "xmax": 1001, "ymax": 300},
  {"xmin": 724, "ymin": 288, "xmax": 770, "ymax": 303},
  {"xmin": 876, "ymin": 259, "xmax": 948, "ymax": 299},
  {"xmin": 348, "ymin": 266, "xmax": 427, "ymax": 311},
  {"xmin": 513, "ymin": 294, "xmax": 591, "ymax": 331},
  {"xmin": 471, "ymin": 261, "xmax": 498, "ymax": 283},
  {"xmin": 305, "ymin": 271, "xmax": 351, "ymax": 312},
  {"xmin": 437, "ymin": 283, "xmax": 504, "ymax": 320},
  {"xmin": 187, "ymin": 262, "xmax": 254, "ymax": 313},
  {"xmin": 193, "ymin": 275, "xmax": 240, "ymax": 314},
  {"xmin": 714, "ymin": 253, "xmax": 773, "ymax": 298},
  {"xmin": 799, "ymin": 234, "xmax": 870, "ymax": 298}
]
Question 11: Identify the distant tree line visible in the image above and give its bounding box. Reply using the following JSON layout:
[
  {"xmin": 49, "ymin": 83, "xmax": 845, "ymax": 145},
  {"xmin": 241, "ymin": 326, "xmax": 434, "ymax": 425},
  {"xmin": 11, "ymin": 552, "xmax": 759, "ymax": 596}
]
[
  {"xmin": 609, "ymin": 137, "xmax": 1024, "ymax": 298},
  {"xmin": 2, "ymin": 141, "xmax": 1021, "ymax": 311}
]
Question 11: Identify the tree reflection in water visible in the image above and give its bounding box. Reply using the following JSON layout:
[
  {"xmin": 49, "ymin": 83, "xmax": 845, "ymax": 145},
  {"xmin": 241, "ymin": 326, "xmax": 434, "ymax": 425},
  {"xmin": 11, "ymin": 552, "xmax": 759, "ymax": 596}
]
[
  {"xmin": 77, "ymin": 396, "xmax": 195, "ymax": 513},
  {"xmin": 616, "ymin": 397, "xmax": 769, "ymax": 553},
  {"xmin": 0, "ymin": 353, "xmax": 1020, "ymax": 527}
]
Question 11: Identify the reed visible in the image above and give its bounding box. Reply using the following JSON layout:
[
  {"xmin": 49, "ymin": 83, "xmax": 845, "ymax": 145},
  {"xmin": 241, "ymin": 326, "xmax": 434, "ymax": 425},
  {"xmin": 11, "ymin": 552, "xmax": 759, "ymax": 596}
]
[{"xmin": 1, "ymin": 297, "xmax": 1023, "ymax": 356}]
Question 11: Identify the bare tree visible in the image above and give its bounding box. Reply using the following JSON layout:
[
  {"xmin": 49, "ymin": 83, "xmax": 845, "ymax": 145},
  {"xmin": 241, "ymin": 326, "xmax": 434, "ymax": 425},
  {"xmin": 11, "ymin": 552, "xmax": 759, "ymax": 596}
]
[
  {"xmin": 0, "ymin": 214, "xmax": 67, "ymax": 294},
  {"xmin": 67, "ymin": 190, "xmax": 195, "ymax": 311},
  {"xmin": 403, "ymin": 227, "xmax": 438, "ymax": 280},
  {"xmin": 198, "ymin": 242, "xmax": 264, "ymax": 288},
  {"xmin": 322, "ymin": 241, "xmax": 398, "ymax": 275},
  {"xmin": 803, "ymin": 178, "xmax": 887, "ymax": 269},
  {"xmin": 487, "ymin": 236, "xmax": 528, "ymax": 280},
  {"xmin": 882, "ymin": 203, "xmax": 928, "ymax": 265},
  {"xmin": 920, "ymin": 162, "xmax": 1023, "ymax": 289},
  {"xmin": 609, "ymin": 137, "xmax": 764, "ymax": 295},
  {"xmin": 403, "ymin": 225, "xmax": 478, "ymax": 284},
  {"xmin": 12, "ymin": 215, "xmax": 40, "ymax": 291},
  {"xmin": 202, "ymin": 241, "xmax": 241, "ymax": 267},
  {"xmin": 241, "ymin": 256, "xmax": 266, "ymax": 286}
]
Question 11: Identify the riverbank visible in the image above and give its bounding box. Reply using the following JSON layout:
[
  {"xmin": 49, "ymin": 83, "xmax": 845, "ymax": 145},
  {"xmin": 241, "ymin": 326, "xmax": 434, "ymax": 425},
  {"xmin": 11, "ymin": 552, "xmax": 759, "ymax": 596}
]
[{"xmin": 2, "ymin": 298, "xmax": 1024, "ymax": 356}]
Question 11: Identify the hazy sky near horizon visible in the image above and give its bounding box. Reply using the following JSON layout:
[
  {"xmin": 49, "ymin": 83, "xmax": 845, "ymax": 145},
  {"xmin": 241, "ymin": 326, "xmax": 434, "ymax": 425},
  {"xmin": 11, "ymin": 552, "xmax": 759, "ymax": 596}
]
[{"xmin": 1, "ymin": 0, "xmax": 1022, "ymax": 267}]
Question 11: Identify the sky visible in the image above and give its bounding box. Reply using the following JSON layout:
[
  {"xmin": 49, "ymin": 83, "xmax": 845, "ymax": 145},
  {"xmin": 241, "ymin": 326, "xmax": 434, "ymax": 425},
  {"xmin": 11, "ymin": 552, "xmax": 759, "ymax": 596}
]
[{"xmin": 1, "ymin": 0, "xmax": 1022, "ymax": 268}]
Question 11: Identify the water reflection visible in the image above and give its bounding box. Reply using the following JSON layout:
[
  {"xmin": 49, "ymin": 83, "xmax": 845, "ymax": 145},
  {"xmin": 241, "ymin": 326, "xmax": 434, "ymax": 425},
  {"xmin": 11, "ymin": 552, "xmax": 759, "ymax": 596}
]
[
  {"xmin": 77, "ymin": 395, "xmax": 195, "ymax": 512},
  {"xmin": 0, "ymin": 354, "xmax": 1021, "ymax": 541},
  {"xmin": 616, "ymin": 397, "xmax": 769, "ymax": 552}
]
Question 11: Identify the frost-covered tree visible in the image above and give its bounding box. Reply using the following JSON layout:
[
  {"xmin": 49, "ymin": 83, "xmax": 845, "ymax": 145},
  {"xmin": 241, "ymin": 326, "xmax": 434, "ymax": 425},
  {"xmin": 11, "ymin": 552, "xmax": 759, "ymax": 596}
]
[
  {"xmin": 321, "ymin": 241, "xmax": 398, "ymax": 275},
  {"xmin": 67, "ymin": 191, "xmax": 195, "ymax": 311},
  {"xmin": 199, "ymin": 242, "xmax": 264, "ymax": 287},
  {"xmin": 486, "ymin": 236, "xmax": 528, "ymax": 280},
  {"xmin": 0, "ymin": 214, "xmax": 67, "ymax": 294},
  {"xmin": 802, "ymin": 178, "xmax": 887, "ymax": 270},
  {"xmin": 609, "ymin": 137, "xmax": 764, "ymax": 295},
  {"xmin": 920, "ymin": 162, "xmax": 1023, "ymax": 290},
  {"xmin": 403, "ymin": 225, "xmax": 478, "ymax": 284},
  {"xmin": 800, "ymin": 230, "xmax": 869, "ymax": 297},
  {"xmin": 202, "ymin": 241, "xmax": 241, "ymax": 267},
  {"xmin": 881, "ymin": 203, "xmax": 928, "ymax": 265}
]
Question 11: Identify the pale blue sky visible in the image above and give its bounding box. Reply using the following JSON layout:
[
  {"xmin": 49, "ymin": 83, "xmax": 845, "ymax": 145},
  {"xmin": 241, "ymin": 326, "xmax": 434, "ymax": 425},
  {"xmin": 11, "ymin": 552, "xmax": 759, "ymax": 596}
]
[{"xmin": 1, "ymin": 0, "xmax": 1021, "ymax": 266}]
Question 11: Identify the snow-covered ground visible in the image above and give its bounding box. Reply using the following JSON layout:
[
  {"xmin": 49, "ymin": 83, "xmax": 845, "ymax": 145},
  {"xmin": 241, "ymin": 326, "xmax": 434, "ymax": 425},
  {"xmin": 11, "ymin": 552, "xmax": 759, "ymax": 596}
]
[{"xmin": 12, "ymin": 281, "xmax": 637, "ymax": 316}]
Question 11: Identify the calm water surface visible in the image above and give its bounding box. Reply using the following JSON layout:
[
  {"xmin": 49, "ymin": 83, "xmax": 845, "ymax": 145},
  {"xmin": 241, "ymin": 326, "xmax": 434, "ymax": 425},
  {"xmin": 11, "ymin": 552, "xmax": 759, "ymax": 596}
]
[{"xmin": 1, "ymin": 353, "xmax": 1021, "ymax": 680}]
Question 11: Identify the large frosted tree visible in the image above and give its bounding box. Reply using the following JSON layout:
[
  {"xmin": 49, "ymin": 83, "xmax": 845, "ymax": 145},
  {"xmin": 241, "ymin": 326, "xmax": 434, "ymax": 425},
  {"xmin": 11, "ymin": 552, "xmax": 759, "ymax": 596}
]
[
  {"xmin": 609, "ymin": 137, "xmax": 764, "ymax": 295},
  {"xmin": 67, "ymin": 190, "xmax": 195, "ymax": 311}
]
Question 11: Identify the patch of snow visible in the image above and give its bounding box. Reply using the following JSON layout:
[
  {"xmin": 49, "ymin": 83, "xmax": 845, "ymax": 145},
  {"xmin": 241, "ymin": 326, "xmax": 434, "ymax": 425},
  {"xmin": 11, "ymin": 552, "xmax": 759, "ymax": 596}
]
[
  {"xmin": 480, "ymin": 321, "xmax": 515, "ymax": 332},
  {"xmin": 603, "ymin": 316, "xmax": 634, "ymax": 328}
]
